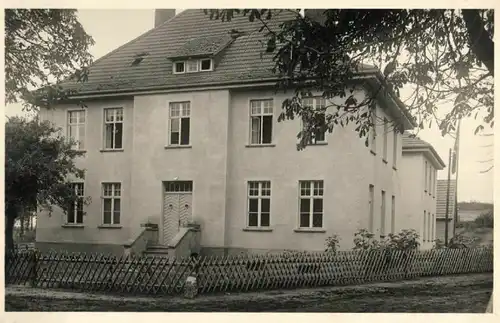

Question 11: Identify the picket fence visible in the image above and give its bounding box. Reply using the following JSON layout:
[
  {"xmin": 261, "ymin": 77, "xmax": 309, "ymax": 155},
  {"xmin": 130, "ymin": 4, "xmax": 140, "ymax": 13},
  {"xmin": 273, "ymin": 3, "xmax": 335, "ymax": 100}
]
[{"xmin": 5, "ymin": 247, "xmax": 493, "ymax": 296}]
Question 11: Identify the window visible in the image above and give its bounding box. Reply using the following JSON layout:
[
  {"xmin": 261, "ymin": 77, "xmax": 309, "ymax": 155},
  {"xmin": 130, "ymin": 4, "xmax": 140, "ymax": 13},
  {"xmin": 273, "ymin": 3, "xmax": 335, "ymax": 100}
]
[
  {"xmin": 423, "ymin": 210, "xmax": 427, "ymax": 241},
  {"xmin": 429, "ymin": 165, "xmax": 433, "ymax": 194},
  {"xmin": 67, "ymin": 183, "xmax": 84, "ymax": 224},
  {"xmin": 67, "ymin": 110, "xmax": 86, "ymax": 150},
  {"xmin": 187, "ymin": 60, "xmax": 198, "ymax": 73},
  {"xmin": 380, "ymin": 190, "xmax": 386, "ymax": 237},
  {"xmin": 392, "ymin": 128, "xmax": 398, "ymax": 167},
  {"xmin": 434, "ymin": 170, "xmax": 437, "ymax": 196},
  {"xmin": 391, "ymin": 195, "xmax": 396, "ymax": 234},
  {"xmin": 250, "ymin": 99, "xmax": 273, "ymax": 145},
  {"xmin": 247, "ymin": 181, "xmax": 271, "ymax": 227},
  {"xmin": 102, "ymin": 183, "xmax": 121, "ymax": 225},
  {"xmin": 369, "ymin": 184, "xmax": 375, "ymax": 232},
  {"xmin": 173, "ymin": 61, "xmax": 185, "ymax": 74},
  {"xmin": 424, "ymin": 161, "xmax": 428, "ymax": 192},
  {"xmin": 431, "ymin": 213, "xmax": 435, "ymax": 242},
  {"xmin": 383, "ymin": 118, "xmax": 389, "ymax": 160},
  {"xmin": 299, "ymin": 181, "xmax": 324, "ymax": 228},
  {"xmin": 104, "ymin": 108, "xmax": 123, "ymax": 150},
  {"xmin": 200, "ymin": 59, "xmax": 212, "ymax": 71},
  {"xmin": 370, "ymin": 110, "xmax": 377, "ymax": 152},
  {"xmin": 169, "ymin": 102, "xmax": 191, "ymax": 146},
  {"xmin": 428, "ymin": 210, "xmax": 432, "ymax": 241},
  {"xmin": 302, "ymin": 97, "xmax": 326, "ymax": 144}
]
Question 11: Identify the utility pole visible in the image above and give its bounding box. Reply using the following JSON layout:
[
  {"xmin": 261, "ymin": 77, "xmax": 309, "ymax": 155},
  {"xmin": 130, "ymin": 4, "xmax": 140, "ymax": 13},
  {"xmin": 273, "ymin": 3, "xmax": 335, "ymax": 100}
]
[{"xmin": 444, "ymin": 148, "xmax": 452, "ymax": 247}]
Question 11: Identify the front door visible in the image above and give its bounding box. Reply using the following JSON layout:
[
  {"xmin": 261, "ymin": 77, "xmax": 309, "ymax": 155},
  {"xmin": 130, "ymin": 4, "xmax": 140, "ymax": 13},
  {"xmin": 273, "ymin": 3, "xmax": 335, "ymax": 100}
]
[{"xmin": 162, "ymin": 181, "xmax": 193, "ymax": 245}]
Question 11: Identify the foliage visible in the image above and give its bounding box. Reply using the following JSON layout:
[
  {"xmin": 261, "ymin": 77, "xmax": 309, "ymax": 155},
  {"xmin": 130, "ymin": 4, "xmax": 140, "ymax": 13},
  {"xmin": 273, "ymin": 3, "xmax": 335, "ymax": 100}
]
[
  {"xmin": 4, "ymin": 116, "xmax": 87, "ymax": 252},
  {"xmin": 206, "ymin": 9, "xmax": 494, "ymax": 149},
  {"xmin": 4, "ymin": 9, "xmax": 94, "ymax": 109},
  {"xmin": 433, "ymin": 239, "xmax": 447, "ymax": 249},
  {"xmin": 448, "ymin": 233, "xmax": 480, "ymax": 248},
  {"xmin": 352, "ymin": 229, "xmax": 381, "ymax": 250},
  {"xmin": 384, "ymin": 229, "xmax": 420, "ymax": 250},
  {"xmin": 473, "ymin": 210, "xmax": 494, "ymax": 228},
  {"xmin": 324, "ymin": 234, "xmax": 340, "ymax": 252}
]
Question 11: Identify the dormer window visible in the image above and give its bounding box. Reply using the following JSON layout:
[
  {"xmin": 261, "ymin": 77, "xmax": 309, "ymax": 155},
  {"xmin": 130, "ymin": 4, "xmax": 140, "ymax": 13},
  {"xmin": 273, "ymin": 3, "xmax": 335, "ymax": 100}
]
[
  {"xmin": 187, "ymin": 60, "xmax": 199, "ymax": 73},
  {"xmin": 200, "ymin": 59, "xmax": 212, "ymax": 71},
  {"xmin": 173, "ymin": 61, "xmax": 185, "ymax": 74}
]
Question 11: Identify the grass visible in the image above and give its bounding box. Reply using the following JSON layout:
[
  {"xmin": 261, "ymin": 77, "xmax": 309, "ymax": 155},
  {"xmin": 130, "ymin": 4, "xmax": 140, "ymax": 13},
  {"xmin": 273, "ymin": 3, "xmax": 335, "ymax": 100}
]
[{"xmin": 5, "ymin": 273, "xmax": 492, "ymax": 312}]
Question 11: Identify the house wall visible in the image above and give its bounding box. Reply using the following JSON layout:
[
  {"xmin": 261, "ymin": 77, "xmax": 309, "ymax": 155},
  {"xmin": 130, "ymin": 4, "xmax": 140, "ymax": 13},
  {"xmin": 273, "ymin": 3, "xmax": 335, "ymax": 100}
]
[
  {"xmin": 35, "ymin": 85, "xmax": 405, "ymax": 254},
  {"xmin": 36, "ymin": 100, "xmax": 134, "ymax": 251},
  {"xmin": 399, "ymin": 152, "xmax": 438, "ymax": 249}
]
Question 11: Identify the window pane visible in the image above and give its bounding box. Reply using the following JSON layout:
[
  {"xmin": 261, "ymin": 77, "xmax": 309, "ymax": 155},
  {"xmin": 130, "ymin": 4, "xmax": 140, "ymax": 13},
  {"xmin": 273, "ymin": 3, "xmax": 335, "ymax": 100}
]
[
  {"xmin": 263, "ymin": 100, "xmax": 273, "ymax": 114},
  {"xmin": 68, "ymin": 124, "xmax": 75, "ymax": 139},
  {"xmin": 300, "ymin": 213, "xmax": 310, "ymax": 228},
  {"xmin": 261, "ymin": 213, "xmax": 270, "ymax": 227},
  {"xmin": 170, "ymin": 132, "xmax": 179, "ymax": 145},
  {"xmin": 105, "ymin": 124, "xmax": 114, "ymax": 148},
  {"xmin": 68, "ymin": 111, "xmax": 77, "ymax": 124},
  {"xmin": 115, "ymin": 108, "xmax": 123, "ymax": 122},
  {"xmin": 114, "ymin": 184, "xmax": 121, "ymax": 196},
  {"xmin": 187, "ymin": 60, "xmax": 198, "ymax": 72},
  {"xmin": 250, "ymin": 101, "xmax": 261, "ymax": 115},
  {"xmin": 114, "ymin": 123, "xmax": 123, "ymax": 149},
  {"xmin": 175, "ymin": 62, "xmax": 185, "ymax": 73},
  {"xmin": 313, "ymin": 199, "xmax": 323, "ymax": 213},
  {"xmin": 113, "ymin": 199, "xmax": 121, "ymax": 224},
  {"xmin": 104, "ymin": 198, "xmax": 112, "ymax": 212},
  {"xmin": 182, "ymin": 103, "xmax": 191, "ymax": 117},
  {"xmin": 103, "ymin": 184, "xmax": 112, "ymax": 196},
  {"xmin": 313, "ymin": 213, "xmax": 323, "ymax": 227},
  {"xmin": 201, "ymin": 59, "xmax": 211, "ymax": 70},
  {"xmin": 261, "ymin": 198, "xmax": 270, "ymax": 213},
  {"xmin": 67, "ymin": 208, "xmax": 75, "ymax": 224},
  {"xmin": 300, "ymin": 182, "xmax": 311, "ymax": 196},
  {"xmin": 262, "ymin": 116, "xmax": 273, "ymax": 144},
  {"xmin": 261, "ymin": 182, "xmax": 271, "ymax": 196},
  {"xmin": 105, "ymin": 109, "xmax": 114, "ymax": 122},
  {"xmin": 248, "ymin": 213, "xmax": 258, "ymax": 227},
  {"xmin": 180, "ymin": 118, "xmax": 190, "ymax": 145},
  {"xmin": 251, "ymin": 117, "xmax": 261, "ymax": 144},
  {"xmin": 300, "ymin": 198, "xmax": 310, "ymax": 213},
  {"xmin": 170, "ymin": 104, "xmax": 180, "ymax": 117},
  {"xmin": 76, "ymin": 201, "xmax": 84, "ymax": 224},
  {"xmin": 78, "ymin": 124, "xmax": 85, "ymax": 149},
  {"xmin": 249, "ymin": 198, "xmax": 258, "ymax": 213},
  {"xmin": 303, "ymin": 98, "xmax": 313, "ymax": 108}
]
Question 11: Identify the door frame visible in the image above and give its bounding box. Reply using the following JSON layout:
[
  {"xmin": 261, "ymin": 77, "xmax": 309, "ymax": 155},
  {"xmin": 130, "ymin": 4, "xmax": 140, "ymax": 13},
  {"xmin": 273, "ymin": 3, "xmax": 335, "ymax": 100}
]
[{"xmin": 161, "ymin": 180, "xmax": 194, "ymax": 245}]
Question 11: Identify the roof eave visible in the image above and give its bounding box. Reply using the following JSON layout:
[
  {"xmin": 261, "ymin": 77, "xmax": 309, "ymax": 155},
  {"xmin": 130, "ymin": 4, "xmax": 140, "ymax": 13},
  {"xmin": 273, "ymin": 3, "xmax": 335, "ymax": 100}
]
[{"xmin": 402, "ymin": 146, "xmax": 446, "ymax": 169}]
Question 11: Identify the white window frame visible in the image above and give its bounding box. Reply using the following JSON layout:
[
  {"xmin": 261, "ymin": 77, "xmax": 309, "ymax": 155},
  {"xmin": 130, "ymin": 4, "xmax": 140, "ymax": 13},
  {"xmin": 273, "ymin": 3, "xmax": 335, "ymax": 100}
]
[
  {"xmin": 168, "ymin": 101, "xmax": 191, "ymax": 146},
  {"xmin": 391, "ymin": 195, "xmax": 396, "ymax": 234},
  {"xmin": 380, "ymin": 190, "xmax": 386, "ymax": 238},
  {"xmin": 186, "ymin": 60, "xmax": 199, "ymax": 73},
  {"xmin": 247, "ymin": 181, "xmax": 271, "ymax": 227},
  {"xmin": 67, "ymin": 109, "xmax": 86, "ymax": 150},
  {"xmin": 173, "ymin": 61, "xmax": 186, "ymax": 74},
  {"xmin": 102, "ymin": 183, "xmax": 121, "ymax": 225},
  {"xmin": 423, "ymin": 210, "xmax": 427, "ymax": 242},
  {"xmin": 67, "ymin": 182, "xmax": 84, "ymax": 225},
  {"xmin": 199, "ymin": 58, "xmax": 213, "ymax": 71},
  {"xmin": 301, "ymin": 97, "xmax": 327, "ymax": 145},
  {"xmin": 298, "ymin": 180, "xmax": 324, "ymax": 229},
  {"xmin": 249, "ymin": 99, "xmax": 274, "ymax": 145},
  {"xmin": 392, "ymin": 128, "xmax": 398, "ymax": 167},
  {"xmin": 103, "ymin": 107, "xmax": 124, "ymax": 150}
]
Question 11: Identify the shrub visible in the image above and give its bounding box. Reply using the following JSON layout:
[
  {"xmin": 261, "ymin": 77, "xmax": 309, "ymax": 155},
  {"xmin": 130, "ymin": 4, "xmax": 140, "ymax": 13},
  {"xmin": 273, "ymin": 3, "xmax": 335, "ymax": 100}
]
[
  {"xmin": 325, "ymin": 234, "xmax": 340, "ymax": 253},
  {"xmin": 433, "ymin": 239, "xmax": 446, "ymax": 249},
  {"xmin": 384, "ymin": 229, "xmax": 420, "ymax": 250},
  {"xmin": 353, "ymin": 229, "xmax": 381, "ymax": 250},
  {"xmin": 474, "ymin": 210, "xmax": 494, "ymax": 228}
]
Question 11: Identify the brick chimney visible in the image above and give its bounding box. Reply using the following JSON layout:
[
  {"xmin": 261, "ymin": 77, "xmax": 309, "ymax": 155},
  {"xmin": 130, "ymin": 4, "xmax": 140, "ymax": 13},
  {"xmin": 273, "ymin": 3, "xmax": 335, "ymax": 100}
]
[{"xmin": 154, "ymin": 9, "xmax": 176, "ymax": 28}]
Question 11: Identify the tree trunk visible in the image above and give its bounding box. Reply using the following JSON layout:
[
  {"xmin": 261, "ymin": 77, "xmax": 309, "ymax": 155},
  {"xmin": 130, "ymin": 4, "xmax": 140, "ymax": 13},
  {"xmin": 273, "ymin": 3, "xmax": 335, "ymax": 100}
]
[
  {"xmin": 462, "ymin": 9, "xmax": 494, "ymax": 76},
  {"xmin": 5, "ymin": 204, "xmax": 18, "ymax": 254}
]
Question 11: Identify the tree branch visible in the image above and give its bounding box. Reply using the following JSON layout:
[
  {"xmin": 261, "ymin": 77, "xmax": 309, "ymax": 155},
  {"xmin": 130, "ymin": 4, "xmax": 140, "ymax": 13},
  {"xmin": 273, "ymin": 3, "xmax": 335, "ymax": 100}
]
[{"xmin": 461, "ymin": 9, "xmax": 494, "ymax": 76}]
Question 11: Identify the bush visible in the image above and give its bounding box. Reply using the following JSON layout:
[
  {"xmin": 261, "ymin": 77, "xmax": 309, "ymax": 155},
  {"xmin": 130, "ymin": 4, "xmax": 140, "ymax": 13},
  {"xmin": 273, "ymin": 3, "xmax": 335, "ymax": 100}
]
[
  {"xmin": 325, "ymin": 234, "xmax": 340, "ymax": 253},
  {"xmin": 474, "ymin": 210, "xmax": 493, "ymax": 228},
  {"xmin": 353, "ymin": 229, "xmax": 381, "ymax": 250},
  {"xmin": 384, "ymin": 229, "xmax": 420, "ymax": 250}
]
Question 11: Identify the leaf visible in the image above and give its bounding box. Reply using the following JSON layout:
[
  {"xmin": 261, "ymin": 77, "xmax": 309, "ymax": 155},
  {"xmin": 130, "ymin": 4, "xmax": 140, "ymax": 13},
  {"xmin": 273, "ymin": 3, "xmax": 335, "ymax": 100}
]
[{"xmin": 474, "ymin": 125, "xmax": 484, "ymax": 135}]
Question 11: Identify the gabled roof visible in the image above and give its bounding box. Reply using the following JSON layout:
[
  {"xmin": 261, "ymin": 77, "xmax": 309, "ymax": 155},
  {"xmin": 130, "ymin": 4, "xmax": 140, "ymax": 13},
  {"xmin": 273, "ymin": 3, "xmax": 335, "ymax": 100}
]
[
  {"xmin": 436, "ymin": 179, "xmax": 457, "ymax": 219},
  {"xmin": 402, "ymin": 132, "xmax": 446, "ymax": 169}
]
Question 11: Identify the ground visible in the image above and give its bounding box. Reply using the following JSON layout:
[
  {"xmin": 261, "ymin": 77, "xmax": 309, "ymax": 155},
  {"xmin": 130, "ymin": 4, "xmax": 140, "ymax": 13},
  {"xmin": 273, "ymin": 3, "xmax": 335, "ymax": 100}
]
[{"xmin": 5, "ymin": 273, "xmax": 492, "ymax": 312}]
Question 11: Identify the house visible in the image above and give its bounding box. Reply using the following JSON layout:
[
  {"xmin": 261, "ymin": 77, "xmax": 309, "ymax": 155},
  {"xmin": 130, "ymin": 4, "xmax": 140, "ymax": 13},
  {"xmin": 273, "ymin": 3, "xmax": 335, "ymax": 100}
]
[
  {"xmin": 435, "ymin": 179, "xmax": 457, "ymax": 243},
  {"xmin": 35, "ymin": 9, "xmax": 416, "ymax": 256},
  {"xmin": 400, "ymin": 133, "xmax": 445, "ymax": 249}
]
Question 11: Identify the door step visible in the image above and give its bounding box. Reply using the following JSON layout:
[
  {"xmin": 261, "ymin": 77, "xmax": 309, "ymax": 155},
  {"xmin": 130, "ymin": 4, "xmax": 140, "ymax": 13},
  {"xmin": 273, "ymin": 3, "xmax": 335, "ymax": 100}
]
[{"xmin": 143, "ymin": 245, "xmax": 175, "ymax": 258}]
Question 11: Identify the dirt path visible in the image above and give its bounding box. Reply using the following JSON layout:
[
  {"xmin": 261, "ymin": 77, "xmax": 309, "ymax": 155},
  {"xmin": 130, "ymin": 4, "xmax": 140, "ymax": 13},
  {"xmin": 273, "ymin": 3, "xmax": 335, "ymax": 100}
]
[{"xmin": 5, "ymin": 273, "xmax": 493, "ymax": 312}]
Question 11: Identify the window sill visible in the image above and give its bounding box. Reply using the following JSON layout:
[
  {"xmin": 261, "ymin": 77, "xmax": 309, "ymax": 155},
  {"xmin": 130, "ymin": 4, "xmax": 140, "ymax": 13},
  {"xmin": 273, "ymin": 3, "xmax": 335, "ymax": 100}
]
[
  {"xmin": 307, "ymin": 142, "xmax": 328, "ymax": 146},
  {"xmin": 100, "ymin": 149, "xmax": 124, "ymax": 153},
  {"xmin": 164, "ymin": 145, "xmax": 192, "ymax": 149},
  {"xmin": 370, "ymin": 150, "xmax": 376, "ymax": 156},
  {"xmin": 243, "ymin": 227, "xmax": 273, "ymax": 232},
  {"xmin": 61, "ymin": 224, "xmax": 84, "ymax": 228},
  {"xmin": 98, "ymin": 225, "xmax": 122, "ymax": 229},
  {"xmin": 294, "ymin": 228, "xmax": 326, "ymax": 233},
  {"xmin": 245, "ymin": 144, "xmax": 276, "ymax": 148},
  {"xmin": 382, "ymin": 159, "xmax": 388, "ymax": 164}
]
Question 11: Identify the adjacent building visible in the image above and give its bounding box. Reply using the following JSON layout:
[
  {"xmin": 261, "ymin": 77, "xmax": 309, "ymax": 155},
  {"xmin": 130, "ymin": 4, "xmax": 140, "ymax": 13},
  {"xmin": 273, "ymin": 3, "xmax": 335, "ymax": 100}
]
[
  {"xmin": 400, "ymin": 133, "xmax": 446, "ymax": 249},
  {"xmin": 436, "ymin": 179, "xmax": 457, "ymax": 243}
]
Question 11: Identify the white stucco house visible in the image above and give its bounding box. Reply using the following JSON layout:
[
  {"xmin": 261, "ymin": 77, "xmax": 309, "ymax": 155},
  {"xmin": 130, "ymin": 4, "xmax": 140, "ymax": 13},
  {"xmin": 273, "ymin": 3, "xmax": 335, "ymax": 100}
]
[
  {"xmin": 35, "ymin": 9, "xmax": 418, "ymax": 256},
  {"xmin": 400, "ymin": 133, "xmax": 445, "ymax": 249}
]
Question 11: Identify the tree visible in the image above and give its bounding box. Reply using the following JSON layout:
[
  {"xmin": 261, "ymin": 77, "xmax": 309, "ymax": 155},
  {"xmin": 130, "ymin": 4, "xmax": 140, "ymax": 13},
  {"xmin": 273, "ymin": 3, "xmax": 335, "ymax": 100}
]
[
  {"xmin": 4, "ymin": 9, "xmax": 94, "ymax": 110},
  {"xmin": 206, "ymin": 9, "xmax": 494, "ymax": 149},
  {"xmin": 4, "ymin": 117, "xmax": 86, "ymax": 253}
]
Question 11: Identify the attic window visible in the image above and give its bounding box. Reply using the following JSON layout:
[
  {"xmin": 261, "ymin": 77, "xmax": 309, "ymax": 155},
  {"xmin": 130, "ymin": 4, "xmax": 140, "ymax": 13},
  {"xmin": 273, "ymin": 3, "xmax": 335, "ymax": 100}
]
[
  {"xmin": 187, "ymin": 60, "xmax": 199, "ymax": 73},
  {"xmin": 200, "ymin": 59, "xmax": 212, "ymax": 71},
  {"xmin": 173, "ymin": 61, "xmax": 185, "ymax": 74}
]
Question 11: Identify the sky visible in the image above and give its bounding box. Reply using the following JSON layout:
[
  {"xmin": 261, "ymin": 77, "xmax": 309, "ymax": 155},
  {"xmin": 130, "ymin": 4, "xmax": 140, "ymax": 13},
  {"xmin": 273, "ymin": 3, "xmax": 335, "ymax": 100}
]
[{"xmin": 3, "ymin": 9, "xmax": 494, "ymax": 203}]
